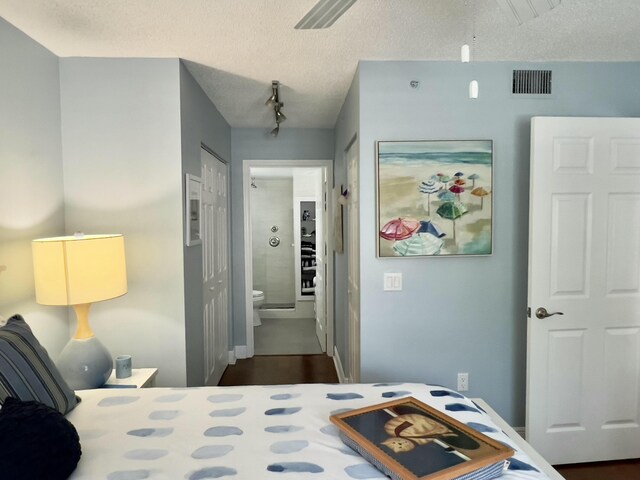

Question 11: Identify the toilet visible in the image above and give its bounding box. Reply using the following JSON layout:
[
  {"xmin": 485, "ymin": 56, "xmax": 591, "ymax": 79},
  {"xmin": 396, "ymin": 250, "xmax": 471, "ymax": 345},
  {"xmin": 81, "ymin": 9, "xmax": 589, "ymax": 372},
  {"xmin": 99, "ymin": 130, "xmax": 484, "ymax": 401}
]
[{"xmin": 252, "ymin": 290, "xmax": 264, "ymax": 327}]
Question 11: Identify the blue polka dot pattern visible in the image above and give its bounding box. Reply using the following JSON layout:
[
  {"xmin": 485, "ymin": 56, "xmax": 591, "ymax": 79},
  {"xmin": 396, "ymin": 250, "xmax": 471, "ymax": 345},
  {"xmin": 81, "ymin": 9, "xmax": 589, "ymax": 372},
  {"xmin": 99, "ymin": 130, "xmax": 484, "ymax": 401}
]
[
  {"xmin": 209, "ymin": 407, "xmax": 246, "ymax": 417},
  {"xmin": 330, "ymin": 408, "xmax": 353, "ymax": 416},
  {"xmin": 98, "ymin": 396, "xmax": 140, "ymax": 407},
  {"xmin": 466, "ymin": 422, "xmax": 497, "ymax": 433},
  {"xmin": 107, "ymin": 470, "xmax": 151, "ymax": 480},
  {"xmin": 191, "ymin": 445, "xmax": 234, "ymax": 459},
  {"xmin": 445, "ymin": 403, "xmax": 481, "ymax": 413},
  {"xmin": 265, "ymin": 407, "xmax": 302, "ymax": 415},
  {"xmin": 265, "ymin": 425, "xmax": 304, "ymax": 433},
  {"xmin": 189, "ymin": 466, "xmax": 237, "ymax": 479},
  {"xmin": 204, "ymin": 426, "xmax": 243, "ymax": 437},
  {"xmin": 339, "ymin": 446, "xmax": 359, "ymax": 456},
  {"xmin": 430, "ymin": 390, "xmax": 464, "ymax": 399},
  {"xmin": 270, "ymin": 393, "xmax": 301, "ymax": 400},
  {"xmin": 149, "ymin": 410, "xmax": 181, "ymax": 420},
  {"xmin": 127, "ymin": 428, "xmax": 173, "ymax": 438},
  {"xmin": 508, "ymin": 458, "xmax": 539, "ymax": 472},
  {"xmin": 320, "ymin": 424, "xmax": 339, "ymax": 436},
  {"xmin": 267, "ymin": 462, "xmax": 324, "ymax": 473},
  {"xmin": 381, "ymin": 391, "xmax": 411, "ymax": 398},
  {"xmin": 327, "ymin": 393, "xmax": 363, "ymax": 400},
  {"xmin": 69, "ymin": 383, "xmax": 549, "ymax": 480},
  {"xmin": 345, "ymin": 464, "xmax": 387, "ymax": 478}
]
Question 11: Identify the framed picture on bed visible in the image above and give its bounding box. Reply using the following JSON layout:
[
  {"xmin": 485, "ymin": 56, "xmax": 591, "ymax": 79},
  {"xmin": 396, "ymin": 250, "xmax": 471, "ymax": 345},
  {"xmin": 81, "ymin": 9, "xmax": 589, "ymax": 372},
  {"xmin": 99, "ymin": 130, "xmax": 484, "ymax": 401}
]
[
  {"xmin": 330, "ymin": 396, "xmax": 513, "ymax": 480},
  {"xmin": 376, "ymin": 140, "xmax": 493, "ymax": 258}
]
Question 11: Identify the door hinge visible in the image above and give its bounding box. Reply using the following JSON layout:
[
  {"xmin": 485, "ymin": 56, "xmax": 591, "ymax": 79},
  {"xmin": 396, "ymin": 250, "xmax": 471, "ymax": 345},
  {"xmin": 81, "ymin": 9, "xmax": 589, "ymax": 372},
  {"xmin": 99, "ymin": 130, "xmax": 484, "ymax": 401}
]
[{"xmin": 527, "ymin": 307, "xmax": 531, "ymax": 318}]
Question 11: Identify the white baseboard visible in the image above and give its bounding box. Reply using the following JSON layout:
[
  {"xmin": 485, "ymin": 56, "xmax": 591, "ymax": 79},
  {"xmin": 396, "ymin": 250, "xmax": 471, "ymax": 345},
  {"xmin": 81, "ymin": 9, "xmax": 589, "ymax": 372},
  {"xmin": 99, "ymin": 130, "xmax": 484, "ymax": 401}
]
[
  {"xmin": 513, "ymin": 426, "xmax": 526, "ymax": 439},
  {"xmin": 234, "ymin": 345, "xmax": 248, "ymax": 360},
  {"xmin": 228, "ymin": 350, "xmax": 236, "ymax": 365},
  {"xmin": 333, "ymin": 346, "xmax": 347, "ymax": 384}
]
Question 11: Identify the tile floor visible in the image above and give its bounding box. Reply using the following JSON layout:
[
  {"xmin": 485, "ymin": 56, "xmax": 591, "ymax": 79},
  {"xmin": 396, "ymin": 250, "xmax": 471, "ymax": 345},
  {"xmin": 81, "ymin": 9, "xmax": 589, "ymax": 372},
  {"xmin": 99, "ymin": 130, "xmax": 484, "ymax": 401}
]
[{"xmin": 253, "ymin": 317, "xmax": 322, "ymax": 355}]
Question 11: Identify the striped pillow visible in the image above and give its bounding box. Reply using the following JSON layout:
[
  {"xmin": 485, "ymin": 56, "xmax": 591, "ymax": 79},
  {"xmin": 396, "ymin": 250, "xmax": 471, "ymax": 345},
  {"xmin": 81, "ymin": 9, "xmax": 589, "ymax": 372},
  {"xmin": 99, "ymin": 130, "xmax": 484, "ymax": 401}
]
[{"xmin": 0, "ymin": 314, "xmax": 79, "ymax": 415}]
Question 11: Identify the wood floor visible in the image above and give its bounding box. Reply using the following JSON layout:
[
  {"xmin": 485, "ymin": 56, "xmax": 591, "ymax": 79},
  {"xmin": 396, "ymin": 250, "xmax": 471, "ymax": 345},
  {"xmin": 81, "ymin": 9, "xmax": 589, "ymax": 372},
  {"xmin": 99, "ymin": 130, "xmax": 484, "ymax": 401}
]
[
  {"xmin": 219, "ymin": 354, "xmax": 639, "ymax": 479},
  {"xmin": 554, "ymin": 459, "xmax": 640, "ymax": 480},
  {"xmin": 219, "ymin": 354, "xmax": 338, "ymax": 386}
]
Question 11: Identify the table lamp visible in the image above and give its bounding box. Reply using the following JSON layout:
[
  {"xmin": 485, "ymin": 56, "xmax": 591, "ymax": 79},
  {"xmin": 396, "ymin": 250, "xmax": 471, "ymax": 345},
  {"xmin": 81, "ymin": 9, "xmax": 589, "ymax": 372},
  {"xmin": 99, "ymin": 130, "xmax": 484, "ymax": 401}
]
[{"xmin": 32, "ymin": 234, "xmax": 127, "ymax": 390}]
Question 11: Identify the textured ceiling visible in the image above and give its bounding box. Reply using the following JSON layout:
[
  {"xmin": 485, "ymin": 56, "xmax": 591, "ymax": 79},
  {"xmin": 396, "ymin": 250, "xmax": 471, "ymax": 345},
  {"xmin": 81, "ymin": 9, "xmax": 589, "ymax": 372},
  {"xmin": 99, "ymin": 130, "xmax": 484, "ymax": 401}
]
[{"xmin": 1, "ymin": 0, "xmax": 639, "ymax": 128}]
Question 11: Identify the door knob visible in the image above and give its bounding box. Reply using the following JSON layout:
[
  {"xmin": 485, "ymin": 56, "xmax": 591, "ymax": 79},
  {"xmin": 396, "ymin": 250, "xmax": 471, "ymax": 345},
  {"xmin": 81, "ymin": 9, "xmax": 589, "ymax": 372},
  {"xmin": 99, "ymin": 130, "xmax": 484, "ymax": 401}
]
[{"xmin": 535, "ymin": 307, "xmax": 564, "ymax": 319}]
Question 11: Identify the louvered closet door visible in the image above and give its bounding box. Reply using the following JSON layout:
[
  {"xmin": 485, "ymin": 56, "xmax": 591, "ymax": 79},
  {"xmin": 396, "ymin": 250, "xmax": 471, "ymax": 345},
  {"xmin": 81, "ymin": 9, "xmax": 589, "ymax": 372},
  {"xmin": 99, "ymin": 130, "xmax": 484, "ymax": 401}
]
[{"xmin": 201, "ymin": 148, "xmax": 229, "ymax": 385}]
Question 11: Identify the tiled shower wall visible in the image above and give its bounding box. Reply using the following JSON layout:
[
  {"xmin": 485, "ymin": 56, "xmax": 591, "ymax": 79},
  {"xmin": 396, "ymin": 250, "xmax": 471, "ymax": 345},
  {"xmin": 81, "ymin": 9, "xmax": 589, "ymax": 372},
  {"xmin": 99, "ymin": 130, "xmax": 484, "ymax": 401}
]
[{"xmin": 250, "ymin": 178, "xmax": 295, "ymax": 305}]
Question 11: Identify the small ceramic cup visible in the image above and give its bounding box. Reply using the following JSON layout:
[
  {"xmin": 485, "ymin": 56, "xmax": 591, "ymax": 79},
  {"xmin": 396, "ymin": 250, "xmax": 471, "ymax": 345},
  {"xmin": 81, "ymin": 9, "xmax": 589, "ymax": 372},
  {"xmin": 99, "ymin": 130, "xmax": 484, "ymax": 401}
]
[{"xmin": 115, "ymin": 355, "xmax": 132, "ymax": 379}]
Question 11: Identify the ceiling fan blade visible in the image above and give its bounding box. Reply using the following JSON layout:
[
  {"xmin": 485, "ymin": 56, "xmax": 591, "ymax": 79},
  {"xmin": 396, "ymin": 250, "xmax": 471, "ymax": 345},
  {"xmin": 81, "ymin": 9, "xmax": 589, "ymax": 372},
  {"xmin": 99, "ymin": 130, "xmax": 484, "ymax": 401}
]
[
  {"xmin": 295, "ymin": 0, "xmax": 357, "ymax": 29},
  {"xmin": 495, "ymin": 0, "xmax": 562, "ymax": 25}
]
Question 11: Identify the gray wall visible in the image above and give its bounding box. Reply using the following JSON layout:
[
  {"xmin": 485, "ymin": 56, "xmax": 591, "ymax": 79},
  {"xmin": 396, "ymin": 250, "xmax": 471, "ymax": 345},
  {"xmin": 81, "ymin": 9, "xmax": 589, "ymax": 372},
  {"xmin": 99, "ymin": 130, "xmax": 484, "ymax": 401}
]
[
  {"xmin": 230, "ymin": 128, "xmax": 335, "ymax": 346},
  {"xmin": 59, "ymin": 57, "xmax": 187, "ymax": 387},
  {"xmin": 0, "ymin": 18, "xmax": 68, "ymax": 355},
  {"xmin": 333, "ymin": 70, "xmax": 360, "ymax": 378},
  {"xmin": 179, "ymin": 61, "xmax": 231, "ymax": 386},
  {"xmin": 355, "ymin": 60, "xmax": 640, "ymax": 425}
]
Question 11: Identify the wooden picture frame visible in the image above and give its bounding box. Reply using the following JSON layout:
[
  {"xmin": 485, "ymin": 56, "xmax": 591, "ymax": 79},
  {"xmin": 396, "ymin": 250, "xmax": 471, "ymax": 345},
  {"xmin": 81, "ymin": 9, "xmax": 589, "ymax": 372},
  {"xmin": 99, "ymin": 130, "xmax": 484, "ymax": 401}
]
[
  {"xmin": 376, "ymin": 140, "xmax": 493, "ymax": 257},
  {"xmin": 185, "ymin": 174, "xmax": 202, "ymax": 246},
  {"xmin": 331, "ymin": 397, "xmax": 513, "ymax": 480}
]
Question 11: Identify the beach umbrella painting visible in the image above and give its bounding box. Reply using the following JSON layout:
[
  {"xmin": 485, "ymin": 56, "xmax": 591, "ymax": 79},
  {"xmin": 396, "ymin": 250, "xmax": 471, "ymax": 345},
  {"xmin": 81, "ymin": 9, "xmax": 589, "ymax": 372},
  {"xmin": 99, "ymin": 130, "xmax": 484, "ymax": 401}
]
[
  {"xmin": 454, "ymin": 178, "xmax": 466, "ymax": 186},
  {"xmin": 419, "ymin": 220, "xmax": 446, "ymax": 238},
  {"xmin": 439, "ymin": 175, "xmax": 451, "ymax": 188},
  {"xmin": 393, "ymin": 233, "xmax": 444, "ymax": 256},
  {"xmin": 449, "ymin": 184, "xmax": 465, "ymax": 200},
  {"xmin": 454, "ymin": 172, "xmax": 464, "ymax": 180},
  {"xmin": 438, "ymin": 190, "xmax": 456, "ymax": 202},
  {"xmin": 419, "ymin": 180, "xmax": 441, "ymax": 216},
  {"xmin": 468, "ymin": 173, "xmax": 479, "ymax": 187},
  {"xmin": 471, "ymin": 186, "xmax": 491, "ymax": 209},
  {"xmin": 436, "ymin": 201, "xmax": 467, "ymax": 242},
  {"xmin": 380, "ymin": 217, "xmax": 420, "ymax": 241}
]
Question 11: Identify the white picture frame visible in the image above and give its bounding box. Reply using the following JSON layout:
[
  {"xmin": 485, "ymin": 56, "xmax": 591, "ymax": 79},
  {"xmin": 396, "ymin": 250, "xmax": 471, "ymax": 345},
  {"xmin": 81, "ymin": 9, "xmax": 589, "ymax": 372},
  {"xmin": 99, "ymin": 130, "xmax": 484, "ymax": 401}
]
[{"xmin": 185, "ymin": 174, "xmax": 202, "ymax": 246}]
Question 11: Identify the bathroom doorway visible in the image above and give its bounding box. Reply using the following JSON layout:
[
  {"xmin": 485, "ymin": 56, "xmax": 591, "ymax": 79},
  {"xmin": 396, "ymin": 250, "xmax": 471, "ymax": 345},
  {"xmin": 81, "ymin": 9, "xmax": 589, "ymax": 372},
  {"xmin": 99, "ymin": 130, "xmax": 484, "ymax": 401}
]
[{"xmin": 242, "ymin": 160, "xmax": 333, "ymax": 358}]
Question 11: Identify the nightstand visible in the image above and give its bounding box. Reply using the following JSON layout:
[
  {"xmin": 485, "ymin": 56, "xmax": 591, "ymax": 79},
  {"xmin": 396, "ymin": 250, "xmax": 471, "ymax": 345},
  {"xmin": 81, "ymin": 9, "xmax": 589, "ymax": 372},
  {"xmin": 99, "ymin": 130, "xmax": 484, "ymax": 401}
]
[{"xmin": 104, "ymin": 368, "xmax": 158, "ymax": 388}]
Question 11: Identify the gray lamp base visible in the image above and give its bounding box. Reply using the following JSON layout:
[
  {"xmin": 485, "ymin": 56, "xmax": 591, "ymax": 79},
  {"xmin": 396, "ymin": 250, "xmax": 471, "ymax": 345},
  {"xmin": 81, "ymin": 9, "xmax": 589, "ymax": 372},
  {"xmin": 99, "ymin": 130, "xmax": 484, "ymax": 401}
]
[{"xmin": 57, "ymin": 336, "xmax": 113, "ymax": 390}]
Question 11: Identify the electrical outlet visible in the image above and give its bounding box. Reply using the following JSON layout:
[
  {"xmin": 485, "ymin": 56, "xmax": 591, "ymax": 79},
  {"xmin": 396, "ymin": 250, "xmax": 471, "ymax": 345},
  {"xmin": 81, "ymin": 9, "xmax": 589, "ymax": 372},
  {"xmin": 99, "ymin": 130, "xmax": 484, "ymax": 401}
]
[{"xmin": 457, "ymin": 373, "xmax": 469, "ymax": 392}]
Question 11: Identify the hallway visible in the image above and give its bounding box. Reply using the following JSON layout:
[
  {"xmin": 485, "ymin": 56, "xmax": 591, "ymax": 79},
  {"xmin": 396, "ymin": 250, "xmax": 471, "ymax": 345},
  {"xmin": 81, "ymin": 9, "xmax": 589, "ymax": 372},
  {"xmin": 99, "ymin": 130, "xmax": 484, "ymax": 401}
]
[{"xmin": 254, "ymin": 317, "xmax": 322, "ymax": 355}]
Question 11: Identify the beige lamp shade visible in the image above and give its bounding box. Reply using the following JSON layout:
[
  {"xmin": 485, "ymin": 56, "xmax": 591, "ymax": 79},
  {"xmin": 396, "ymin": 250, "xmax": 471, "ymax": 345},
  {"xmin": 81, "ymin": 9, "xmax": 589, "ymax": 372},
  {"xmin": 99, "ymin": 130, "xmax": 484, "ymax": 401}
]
[{"xmin": 32, "ymin": 234, "xmax": 127, "ymax": 306}]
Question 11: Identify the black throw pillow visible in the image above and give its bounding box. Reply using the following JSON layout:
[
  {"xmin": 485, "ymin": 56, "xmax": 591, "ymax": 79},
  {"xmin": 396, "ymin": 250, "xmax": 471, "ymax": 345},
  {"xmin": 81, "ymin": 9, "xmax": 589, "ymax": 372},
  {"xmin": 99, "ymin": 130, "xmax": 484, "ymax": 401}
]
[{"xmin": 0, "ymin": 397, "xmax": 82, "ymax": 480}]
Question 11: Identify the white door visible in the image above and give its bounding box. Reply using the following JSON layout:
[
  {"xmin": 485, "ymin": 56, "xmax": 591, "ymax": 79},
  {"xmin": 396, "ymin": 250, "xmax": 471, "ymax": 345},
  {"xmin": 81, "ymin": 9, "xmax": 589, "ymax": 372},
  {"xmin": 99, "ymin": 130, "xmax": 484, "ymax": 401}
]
[
  {"xmin": 527, "ymin": 117, "xmax": 640, "ymax": 465},
  {"xmin": 315, "ymin": 172, "xmax": 327, "ymax": 352},
  {"xmin": 347, "ymin": 142, "xmax": 360, "ymax": 383},
  {"xmin": 201, "ymin": 148, "xmax": 229, "ymax": 385}
]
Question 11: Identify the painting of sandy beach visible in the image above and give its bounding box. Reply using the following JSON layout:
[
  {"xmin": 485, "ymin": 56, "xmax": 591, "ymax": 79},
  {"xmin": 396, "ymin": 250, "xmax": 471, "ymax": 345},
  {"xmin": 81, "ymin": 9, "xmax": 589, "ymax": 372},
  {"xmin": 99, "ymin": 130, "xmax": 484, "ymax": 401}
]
[{"xmin": 376, "ymin": 140, "xmax": 493, "ymax": 257}]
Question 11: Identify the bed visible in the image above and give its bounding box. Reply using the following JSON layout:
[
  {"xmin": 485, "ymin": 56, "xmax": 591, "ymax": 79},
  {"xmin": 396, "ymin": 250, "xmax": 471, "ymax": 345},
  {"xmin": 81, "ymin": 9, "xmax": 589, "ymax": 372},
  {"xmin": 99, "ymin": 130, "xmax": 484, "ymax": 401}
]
[
  {"xmin": 1, "ymin": 315, "xmax": 561, "ymax": 479},
  {"xmin": 65, "ymin": 382, "xmax": 562, "ymax": 480}
]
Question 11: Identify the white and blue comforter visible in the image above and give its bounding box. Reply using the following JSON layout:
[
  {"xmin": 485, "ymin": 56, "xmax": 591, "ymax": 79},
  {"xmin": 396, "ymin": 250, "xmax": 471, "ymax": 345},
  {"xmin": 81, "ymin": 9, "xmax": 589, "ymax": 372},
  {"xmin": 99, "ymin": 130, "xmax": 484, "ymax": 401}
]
[{"xmin": 66, "ymin": 383, "xmax": 552, "ymax": 479}]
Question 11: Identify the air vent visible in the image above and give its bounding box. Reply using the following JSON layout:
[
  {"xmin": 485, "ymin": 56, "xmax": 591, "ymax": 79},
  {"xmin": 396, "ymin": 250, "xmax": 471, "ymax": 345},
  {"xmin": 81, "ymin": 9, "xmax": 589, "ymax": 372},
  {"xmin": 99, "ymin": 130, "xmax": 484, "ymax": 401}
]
[{"xmin": 512, "ymin": 69, "xmax": 552, "ymax": 95}]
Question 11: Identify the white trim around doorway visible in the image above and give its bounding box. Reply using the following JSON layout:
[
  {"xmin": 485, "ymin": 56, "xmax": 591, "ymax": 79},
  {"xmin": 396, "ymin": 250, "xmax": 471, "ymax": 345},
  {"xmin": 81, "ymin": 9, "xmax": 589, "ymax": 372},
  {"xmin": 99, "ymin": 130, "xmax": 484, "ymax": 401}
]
[{"xmin": 242, "ymin": 159, "xmax": 334, "ymax": 358}]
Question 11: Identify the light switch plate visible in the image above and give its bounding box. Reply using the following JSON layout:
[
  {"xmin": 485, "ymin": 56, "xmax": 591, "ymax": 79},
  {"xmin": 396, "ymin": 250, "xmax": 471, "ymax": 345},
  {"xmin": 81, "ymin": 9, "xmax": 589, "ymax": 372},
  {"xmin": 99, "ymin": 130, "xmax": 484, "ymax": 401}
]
[{"xmin": 384, "ymin": 273, "xmax": 402, "ymax": 291}]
